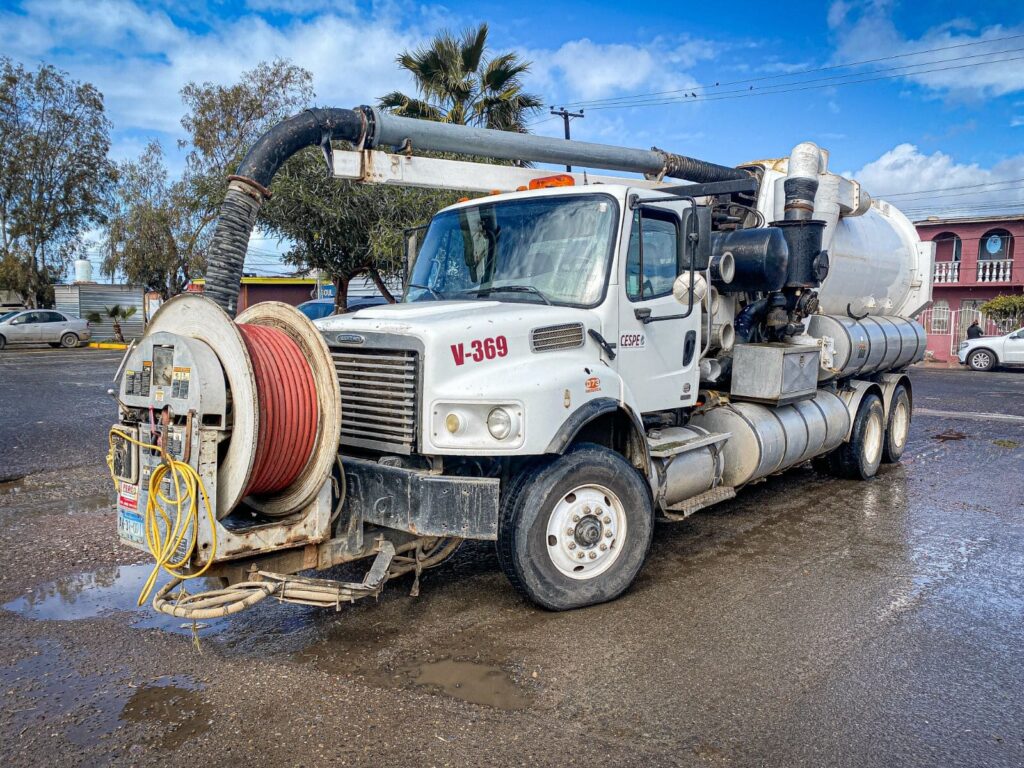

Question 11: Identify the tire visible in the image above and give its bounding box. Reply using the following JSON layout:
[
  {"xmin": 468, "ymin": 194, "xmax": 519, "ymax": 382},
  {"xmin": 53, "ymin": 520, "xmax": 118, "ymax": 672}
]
[
  {"xmin": 496, "ymin": 443, "xmax": 654, "ymax": 611},
  {"xmin": 882, "ymin": 384, "xmax": 911, "ymax": 464},
  {"xmin": 831, "ymin": 393, "xmax": 885, "ymax": 480},
  {"xmin": 0, "ymin": 335, "xmax": 5, "ymax": 350},
  {"xmin": 60, "ymin": 332, "xmax": 78, "ymax": 348},
  {"xmin": 967, "ymin": 348, "xmax": 996, "ymax": 372}
]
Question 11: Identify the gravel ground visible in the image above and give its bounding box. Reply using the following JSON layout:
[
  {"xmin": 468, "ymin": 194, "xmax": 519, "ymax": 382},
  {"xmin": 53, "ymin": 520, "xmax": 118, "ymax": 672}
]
[{"xmin": 1, "ymin": 349, "xmax": 1023, "ymax": 767}]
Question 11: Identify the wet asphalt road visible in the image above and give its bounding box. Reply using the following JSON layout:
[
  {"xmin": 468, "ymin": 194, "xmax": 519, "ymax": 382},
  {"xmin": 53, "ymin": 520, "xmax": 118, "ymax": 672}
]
[
  {"xmin": 1, "ymin": 349, "xmax": 1023, "ymax": 767},
  {"xmin": 0, "ymin": 346, "xmax": 123, "ymax": 480}
]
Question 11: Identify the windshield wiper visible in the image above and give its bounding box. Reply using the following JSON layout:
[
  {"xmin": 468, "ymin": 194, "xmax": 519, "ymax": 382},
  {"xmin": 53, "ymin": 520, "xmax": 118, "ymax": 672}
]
[
  {"xmin": 407, "ymin": 283, "xmax": 444, "ymax": 300},
  {"xmin": 465, "ymin": 285, "xmax": 552, "ymax": 305}
]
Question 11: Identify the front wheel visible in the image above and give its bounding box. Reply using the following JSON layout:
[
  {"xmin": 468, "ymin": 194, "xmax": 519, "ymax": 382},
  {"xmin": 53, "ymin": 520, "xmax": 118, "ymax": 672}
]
[
  {"xmin": 967, "ymin": 348, "xmax": 996, "ymax": 372},
  {"xmin": 497, "ymin": 444, "xmax": 654, "ymax": 611}
]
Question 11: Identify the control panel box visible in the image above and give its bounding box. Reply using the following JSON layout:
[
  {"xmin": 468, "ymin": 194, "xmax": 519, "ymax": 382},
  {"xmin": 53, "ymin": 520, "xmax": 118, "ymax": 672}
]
[{"xmin": 730, "ymin": 343, "xmax": 819, "ymax": 406}]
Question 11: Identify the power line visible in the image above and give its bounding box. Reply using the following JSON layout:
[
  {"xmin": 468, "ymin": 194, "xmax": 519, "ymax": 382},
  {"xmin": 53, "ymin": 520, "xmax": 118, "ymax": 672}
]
[
  {"xmin": 582, "ymin": 53, "xmax": 1024, "ymax": 110},
  {"xmin": 878, "ymin": 177, "xmax": 1024, "ymax": 197},
  {"xmin": 561, "ymin": 32, "xmax": 1024, "ymax": 108}
]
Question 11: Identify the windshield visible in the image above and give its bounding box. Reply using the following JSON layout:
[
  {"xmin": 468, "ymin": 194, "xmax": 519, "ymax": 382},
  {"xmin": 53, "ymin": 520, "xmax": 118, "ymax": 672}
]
[
  {"xmin": 406, "ymin": 194, "xmax": 618, "ymax": 307},
  {"xmin": 0, "ymin": 311, "xmax": 20, "ymax": 323}
]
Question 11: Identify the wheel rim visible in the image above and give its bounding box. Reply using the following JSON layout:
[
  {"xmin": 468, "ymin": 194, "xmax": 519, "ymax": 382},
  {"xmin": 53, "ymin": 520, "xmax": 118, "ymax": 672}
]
[
  {"xmin": 891, "ymin": 400, "xmax": 910, "ymax": 450},
  {"xmin": 545, "ymin": 484, "xmax": 626, "ymax": 580},
  {"xmin": 864, "ymin": 409, "xmax": 883, "ymax": 465},
  {"xmin": 972, "ymin": 351, "xmax": 991, "ymax": 369}
]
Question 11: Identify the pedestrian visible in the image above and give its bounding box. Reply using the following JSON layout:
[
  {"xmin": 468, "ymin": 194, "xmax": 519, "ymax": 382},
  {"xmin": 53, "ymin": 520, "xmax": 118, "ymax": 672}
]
[{"xmin": 966, "ymin": 320, "xmax": 983, "ymax": 339}]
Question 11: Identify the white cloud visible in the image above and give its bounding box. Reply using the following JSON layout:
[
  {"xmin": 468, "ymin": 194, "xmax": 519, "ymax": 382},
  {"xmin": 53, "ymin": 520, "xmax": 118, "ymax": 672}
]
[
  {"xmin": 1012, "ymin": 116, "xmax": 1024, "ymax": 128},
  {"xmin": 848, "ymin": 143, "xmax": 1024, "ymax": 218},
  {"xmin": 827, "ymin": 0, "xmax": 1024, "ymax": 100},
  {"xmin": 528, "ymin": 36, "xmax": 715, "ymax": 102},
  {"xmin": 1, "ymin": 0, "xmax": 428, "ymax": 157}
]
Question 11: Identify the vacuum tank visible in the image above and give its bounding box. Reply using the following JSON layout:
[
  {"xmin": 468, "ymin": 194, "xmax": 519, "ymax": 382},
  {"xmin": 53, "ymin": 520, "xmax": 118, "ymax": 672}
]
[{"xmin": 750, "ymin": 144, "xmax": 933, "ymax": 319}]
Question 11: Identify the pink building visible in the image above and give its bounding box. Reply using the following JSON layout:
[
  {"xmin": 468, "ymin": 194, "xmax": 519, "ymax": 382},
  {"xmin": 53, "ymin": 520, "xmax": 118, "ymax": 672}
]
[{"xmin": 915, "ymin": 214, "xmax": 1023, "ymax": 362}]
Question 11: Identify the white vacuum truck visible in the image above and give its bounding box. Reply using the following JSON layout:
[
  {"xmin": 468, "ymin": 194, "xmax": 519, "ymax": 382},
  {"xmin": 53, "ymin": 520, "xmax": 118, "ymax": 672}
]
[{"xmin": 109, "ymin": 108, "xmax": 932, "ymax": 616}]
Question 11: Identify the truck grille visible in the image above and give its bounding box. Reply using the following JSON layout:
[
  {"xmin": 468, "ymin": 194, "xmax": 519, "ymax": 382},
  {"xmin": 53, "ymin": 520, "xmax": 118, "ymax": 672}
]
[
  {"xmin": 531, "ymin": 322, "xmax": 585, "ymax": 352},
  {"xmin": 331, "ymin": 347, "xmax": 419, "ymax": 454}
]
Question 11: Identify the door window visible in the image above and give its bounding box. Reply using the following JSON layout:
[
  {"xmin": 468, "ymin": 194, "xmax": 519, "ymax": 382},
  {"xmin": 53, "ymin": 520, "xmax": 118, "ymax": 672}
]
[
  {"xmin": 625, "ymin": 209, "xmax": 680, "ymax": 301},
  {"xmin": 41, "ymin": 311, "xmax": 66, "ymax": 322}
]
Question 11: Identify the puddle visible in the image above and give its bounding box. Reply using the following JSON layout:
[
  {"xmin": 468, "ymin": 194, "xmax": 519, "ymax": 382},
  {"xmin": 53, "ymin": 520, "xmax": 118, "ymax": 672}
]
[
  {"xmin": 121, "ymin": 676, "xmax": 212, "ymax": 750},
  {"xmin": 932, "ymin": 430, "xmax": 967, "ymax": 442},
  {"xmin": 3, "ymin": 563, "xmax": 226, "ymax": 636},
  {"xmin": 405, "ymin": 658, "xmax": 532, "ymax": 710},
  {"xmin": 1, "ymin": 641, "xmax": 210, "ymax": 749},
  {"xmin": 1, "ymin": 639, "xmax": 127, "ymax": 747}
]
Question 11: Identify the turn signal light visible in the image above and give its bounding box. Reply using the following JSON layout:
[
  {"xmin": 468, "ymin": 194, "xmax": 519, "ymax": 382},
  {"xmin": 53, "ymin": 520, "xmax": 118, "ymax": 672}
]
[{"xmin": 528, "ymin": 174, "xmax": 575, "ymax": 190}]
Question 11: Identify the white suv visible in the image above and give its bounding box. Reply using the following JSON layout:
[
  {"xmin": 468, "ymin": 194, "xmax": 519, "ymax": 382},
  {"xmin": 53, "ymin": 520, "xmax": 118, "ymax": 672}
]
[{"xmin": 958, "ymin": 327, "xmax": 1024, "ymax": 371}]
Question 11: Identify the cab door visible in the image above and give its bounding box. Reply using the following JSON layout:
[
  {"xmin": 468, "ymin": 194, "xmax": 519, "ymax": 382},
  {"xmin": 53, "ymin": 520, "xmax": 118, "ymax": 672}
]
[{"xmin": 614, "ymin": 201, "xmax": 702, "ymax": 413}]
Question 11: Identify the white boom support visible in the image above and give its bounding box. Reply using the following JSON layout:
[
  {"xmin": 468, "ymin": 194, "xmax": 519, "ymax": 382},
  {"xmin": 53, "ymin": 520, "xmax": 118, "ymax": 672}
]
[{"xmin": 331, "ymin": 149, "xmax": 672, "ymax": 193}]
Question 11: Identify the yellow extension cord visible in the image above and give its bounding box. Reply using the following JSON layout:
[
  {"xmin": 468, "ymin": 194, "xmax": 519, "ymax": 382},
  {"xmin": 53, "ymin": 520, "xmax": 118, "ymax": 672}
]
[{"xmin": 107, "ymin": 428, "xmax": 218, "ymax": 607}]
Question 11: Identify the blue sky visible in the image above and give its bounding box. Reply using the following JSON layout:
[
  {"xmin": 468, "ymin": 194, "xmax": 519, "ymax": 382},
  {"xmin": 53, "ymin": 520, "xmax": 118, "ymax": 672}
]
[{"xmin": 2, "ymin": 0, "xmax": 1023, "ymax": 275}]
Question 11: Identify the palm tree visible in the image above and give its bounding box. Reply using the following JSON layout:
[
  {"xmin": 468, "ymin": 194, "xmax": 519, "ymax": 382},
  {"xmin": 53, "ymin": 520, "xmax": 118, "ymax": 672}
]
[
  {"xmin": 86, "ymin": 304, "xmax": 137, "ymax": 343},
  {"xmin": 379, "ymin": 24, "xmax": 543, "ymax": 131}
]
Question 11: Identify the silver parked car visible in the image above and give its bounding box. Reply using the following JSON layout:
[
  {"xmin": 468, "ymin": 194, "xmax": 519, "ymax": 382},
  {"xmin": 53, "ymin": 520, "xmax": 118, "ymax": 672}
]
[
  {"xmin": 957, "ymin": 327, "xmax": 1024, "ymax": 371},
  {"xmin": 0, "ymin": 309, "xmax": 92, "ymax": 350}
]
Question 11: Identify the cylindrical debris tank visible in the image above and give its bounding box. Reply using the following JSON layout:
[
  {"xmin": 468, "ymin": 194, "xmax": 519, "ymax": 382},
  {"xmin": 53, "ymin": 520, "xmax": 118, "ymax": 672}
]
[{"xmin": 805, "ymin": 314, "xmax": 926, "ymax": 381}]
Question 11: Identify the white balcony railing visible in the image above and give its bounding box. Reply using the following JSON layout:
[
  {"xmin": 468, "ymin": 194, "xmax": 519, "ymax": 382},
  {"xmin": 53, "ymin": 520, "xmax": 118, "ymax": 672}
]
[
  {"xmin": 977, "ymin": 259, "xmax": 1013, "ymax": 283},
  {"xmin": 933, "ymin": 261, "xmax": 960, "ymax": 283}
]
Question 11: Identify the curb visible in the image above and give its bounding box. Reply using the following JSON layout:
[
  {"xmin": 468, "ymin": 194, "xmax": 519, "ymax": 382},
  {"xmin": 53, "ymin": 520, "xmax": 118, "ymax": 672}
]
[{"xmin": 88, "ymin": 342, "xmax": 129, "ymax": 350}]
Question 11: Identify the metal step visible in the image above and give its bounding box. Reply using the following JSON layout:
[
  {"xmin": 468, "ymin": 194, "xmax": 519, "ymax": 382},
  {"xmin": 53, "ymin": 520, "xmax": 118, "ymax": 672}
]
[
  {"xmin": 663, "ymin": 485, "xmax": 737, "ymax": 521},
  {"xmin": 648, "ymin": 430, "xmax": 730, "ymax": 458}
]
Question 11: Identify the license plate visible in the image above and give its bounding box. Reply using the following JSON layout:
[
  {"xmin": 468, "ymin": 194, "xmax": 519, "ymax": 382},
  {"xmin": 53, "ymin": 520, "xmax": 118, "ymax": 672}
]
[{"xmin": 118, "ymin": 509, "xmax": 145, "ymax": 545}]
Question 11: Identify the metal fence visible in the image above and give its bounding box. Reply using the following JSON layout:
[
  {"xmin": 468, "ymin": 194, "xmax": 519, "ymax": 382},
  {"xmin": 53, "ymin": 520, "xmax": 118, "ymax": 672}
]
[{"xmin": 918, "ymin": 306, "xmax": 1015, "ymax": 355}]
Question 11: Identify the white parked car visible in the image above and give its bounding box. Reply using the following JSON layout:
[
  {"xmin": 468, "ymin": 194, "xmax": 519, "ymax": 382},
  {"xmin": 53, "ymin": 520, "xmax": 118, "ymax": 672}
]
[
  {"xmin": 958, "ymin": 327, "xmax": 1024, "ymax": 371},
  {"xmin": 0, "ymin": 309, "xmax": 92, "ymax": 350}
]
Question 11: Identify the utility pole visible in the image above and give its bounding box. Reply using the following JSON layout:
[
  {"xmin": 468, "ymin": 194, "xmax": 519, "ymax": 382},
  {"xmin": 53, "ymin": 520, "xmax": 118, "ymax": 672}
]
[{"xmin": 549, "ymin": 106, "xmax": 584, "ymax": 171}]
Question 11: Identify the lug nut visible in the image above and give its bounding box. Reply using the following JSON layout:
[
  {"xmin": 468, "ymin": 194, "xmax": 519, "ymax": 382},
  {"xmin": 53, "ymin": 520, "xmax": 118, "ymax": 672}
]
[
  {"xmin": 588, "ymin": 551, "xmax": 597, "ymax": 559},
  {"xmin": 603, "ymin": 516, "xmax": 611, "ymax": 524},
  {"xmin": 572, "ymin": 514, "xmax": 580, "ymax": 522},
  {"xmin": 566, "ymin": 528, "xmax": 575, "ymax": 535},
  {"xmin": 583, "ymin": 505, "xmax": 591, "ymax": 514},
  {"xmin": 605, "ymin": 530, "xmax": 613, "ymax": 538},
  {"xmin": 568, "ymin": 542, "xmax": 576, "ymax": 550},
  {"xmin": 577, "ymin": 552, "xmax": 585, "ymax": 559},
  {"xmin": 599, "ymin": 543, "xmax": 607, "ymax": 551}
]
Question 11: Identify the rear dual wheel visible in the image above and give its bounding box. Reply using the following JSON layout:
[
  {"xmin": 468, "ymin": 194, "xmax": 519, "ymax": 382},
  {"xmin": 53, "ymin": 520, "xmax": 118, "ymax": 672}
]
[
  {"xmin": 497, "ymin": 443, "xmax": 653, "ymax": 611},
  {"xmin": 816, "ymin": 393, "xmax": 886, "ymax": 481}
]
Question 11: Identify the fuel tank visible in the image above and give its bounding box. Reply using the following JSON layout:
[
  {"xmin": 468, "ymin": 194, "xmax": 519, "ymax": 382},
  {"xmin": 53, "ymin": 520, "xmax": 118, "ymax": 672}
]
[{"xmin": 688, "ymin": 390, "xmax": 849, "ymax": 488}]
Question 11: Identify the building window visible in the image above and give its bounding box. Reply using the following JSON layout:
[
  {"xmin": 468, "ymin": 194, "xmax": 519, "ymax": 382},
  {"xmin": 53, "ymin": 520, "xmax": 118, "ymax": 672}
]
[
  {"xmin": 933, "ymin": 232, "xmax": 961, "ymax": 262},
  {"xmin": 979, "ymin": 229, "xmax": 1013, "ymax": 260}
]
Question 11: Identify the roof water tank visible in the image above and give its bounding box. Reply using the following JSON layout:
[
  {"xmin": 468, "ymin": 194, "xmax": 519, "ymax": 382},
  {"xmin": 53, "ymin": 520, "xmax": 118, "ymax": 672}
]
[{"xmin": 74, "ymin": 259, "xmax": 93, "ymax": 283}]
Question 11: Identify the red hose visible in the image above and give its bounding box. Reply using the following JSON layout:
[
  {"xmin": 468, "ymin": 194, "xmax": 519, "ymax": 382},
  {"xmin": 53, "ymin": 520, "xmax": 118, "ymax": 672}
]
[{"xmin": 238, "ymin": 324, "xmax": 319, "ymax": 497}]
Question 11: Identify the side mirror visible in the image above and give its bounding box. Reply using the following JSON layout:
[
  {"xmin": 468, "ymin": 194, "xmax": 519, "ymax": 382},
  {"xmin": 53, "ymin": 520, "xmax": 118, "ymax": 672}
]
[{"xmin": 680, "ymin": 205, "xmax": 712, "ymax": 271}]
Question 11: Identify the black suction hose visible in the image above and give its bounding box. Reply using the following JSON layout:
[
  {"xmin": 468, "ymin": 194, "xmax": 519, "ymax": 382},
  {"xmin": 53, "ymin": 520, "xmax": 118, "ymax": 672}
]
[{"xmin": 204, "ymin": 108, "xmax": 366, "ymax": 316}]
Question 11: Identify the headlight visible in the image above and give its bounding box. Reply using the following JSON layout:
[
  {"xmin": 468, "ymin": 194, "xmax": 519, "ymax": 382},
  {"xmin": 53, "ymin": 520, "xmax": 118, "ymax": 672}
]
[
  {"xmin": 487, "ymin": 407, "xmax": 513, "ymax": 440},
  {"xmin": 958, "ymin": 341, "xmax": 968, "ymax": 350}
]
